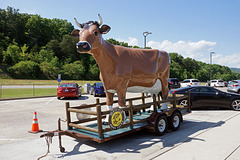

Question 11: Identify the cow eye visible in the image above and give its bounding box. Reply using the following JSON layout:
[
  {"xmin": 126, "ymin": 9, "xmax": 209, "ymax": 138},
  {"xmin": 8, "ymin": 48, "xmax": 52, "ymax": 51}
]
[{"xmin": 94, "ymin": 31, "xmax": 98, "ymax": 36}]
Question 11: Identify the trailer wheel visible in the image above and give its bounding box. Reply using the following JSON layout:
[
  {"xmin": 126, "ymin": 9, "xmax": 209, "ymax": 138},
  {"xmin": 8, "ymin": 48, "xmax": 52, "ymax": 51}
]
[
  {"xmin": 169, "ymin": 112, "xmax": 181, "ymax": 131},
  {"xmin": 155, "ymin": 115, "xmax": 168, "ymax": 136}
]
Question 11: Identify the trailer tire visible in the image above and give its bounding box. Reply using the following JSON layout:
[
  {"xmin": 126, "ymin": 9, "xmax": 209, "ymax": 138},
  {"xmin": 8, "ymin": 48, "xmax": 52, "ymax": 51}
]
[
  {"xmin": 155, "ymin": 115, "xmax": 168, "ymax": 136},
  {"xmin": 169, "ymin": 111, "xmax": 181, "ymax": 131}
]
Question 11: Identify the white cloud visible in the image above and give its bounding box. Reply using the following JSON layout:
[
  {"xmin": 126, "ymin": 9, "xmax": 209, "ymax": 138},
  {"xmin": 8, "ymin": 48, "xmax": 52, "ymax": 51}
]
[
  {"xmin": 116, "ymin": 38, "xmax": 240, "ymax": 68},
  {"xmin": 147, "ymin": 40, "xmax": 216, "ymax": 60},
  {"xmin": 20, "ymin": 9, "xmax": 37, "ymax": 15},
  {"xmin": 147, "ymin": 40, "xmax": 240, "ymax": 68},
  {"xmin": 117, "ymin": 37, "xmax": 139, "ymax": 46},
  {"xmin": 213, "ymin": 53, "xmax": 240, "ymax": 68}
]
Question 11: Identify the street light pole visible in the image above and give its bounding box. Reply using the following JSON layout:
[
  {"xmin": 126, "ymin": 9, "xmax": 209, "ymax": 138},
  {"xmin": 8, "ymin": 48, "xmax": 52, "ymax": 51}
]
[
  {"xmin": 143, "ymin": 31, "xmax": 152, "ymax": 49},
  {"xmin": 210, "ymin": 51, "xmax": 215, "ymax": 80}
]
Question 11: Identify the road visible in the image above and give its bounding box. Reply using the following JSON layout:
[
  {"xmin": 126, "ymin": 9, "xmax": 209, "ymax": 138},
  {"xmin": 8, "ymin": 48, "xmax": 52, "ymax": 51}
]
[{"xmin": 0, "ymin": 87, "xmax": 240, "ymax": 160}]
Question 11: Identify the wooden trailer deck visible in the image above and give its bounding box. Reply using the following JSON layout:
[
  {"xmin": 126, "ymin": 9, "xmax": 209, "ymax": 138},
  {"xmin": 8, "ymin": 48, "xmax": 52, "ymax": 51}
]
[{"xmin": 67, "ymin": 113, "xmax": 150, "ymax": 143}]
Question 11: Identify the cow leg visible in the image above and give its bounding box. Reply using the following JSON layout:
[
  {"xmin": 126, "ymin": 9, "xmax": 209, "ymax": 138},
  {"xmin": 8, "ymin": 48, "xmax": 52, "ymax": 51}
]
[
  {"xmin": 106, "ymin": 91, "xmax": 114, "ymax": 107},
  {"xmin": 117, "ymin": 89, "xmax": 127, "ymax": 107},
  {"xmin": 159, "ymin": 75, "xmax": 170, "ymax": 110},
  {"xmin": 103, "ymin": 91, "xmax": 114, "ymax": 124}
]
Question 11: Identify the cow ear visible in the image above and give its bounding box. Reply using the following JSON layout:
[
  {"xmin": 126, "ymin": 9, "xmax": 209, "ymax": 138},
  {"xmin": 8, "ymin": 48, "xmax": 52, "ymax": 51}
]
[
  {"xmin": 100, "ymin": 25, "xmax": 111, "ymax": 34},
  {"xmin": 71, "ymin": 29, "xmax": 80, "ymax": 38}
]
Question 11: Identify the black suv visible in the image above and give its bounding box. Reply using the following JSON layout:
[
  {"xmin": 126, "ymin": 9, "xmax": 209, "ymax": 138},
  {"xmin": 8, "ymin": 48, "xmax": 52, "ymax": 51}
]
[{"xmin": 168, "ymin": 78, "xmax": 180, "ymax": 89}]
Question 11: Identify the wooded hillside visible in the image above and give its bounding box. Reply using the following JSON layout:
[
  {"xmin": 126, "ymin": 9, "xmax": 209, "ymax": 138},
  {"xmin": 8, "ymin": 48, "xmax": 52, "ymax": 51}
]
[{"xmin": 1, "ymin": 7, "xmax": 239, "ymax": 81}]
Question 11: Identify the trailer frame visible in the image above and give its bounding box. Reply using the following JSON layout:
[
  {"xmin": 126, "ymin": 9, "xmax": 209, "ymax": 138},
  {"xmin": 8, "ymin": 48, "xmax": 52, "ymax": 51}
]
[{"xmin": 40, "ymin": 92, "xmax": 191, "ymax": 153}]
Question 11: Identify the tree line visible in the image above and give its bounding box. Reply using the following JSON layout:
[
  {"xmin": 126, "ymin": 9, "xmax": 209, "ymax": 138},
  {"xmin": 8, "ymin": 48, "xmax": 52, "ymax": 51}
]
[{"xmin": 0, "ymin": 7, "xmax": 240, "ymax": 81}]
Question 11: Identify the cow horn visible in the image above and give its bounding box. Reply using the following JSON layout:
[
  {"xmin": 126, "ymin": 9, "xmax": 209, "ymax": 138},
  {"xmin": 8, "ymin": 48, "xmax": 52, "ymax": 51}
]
[
  {"xmin": 74, "ymin": 18, "xmax": 83, "ymax": 28},
  {"xmin": 98, "ymin": 14, "xmax": 103, "ymax": 26}
]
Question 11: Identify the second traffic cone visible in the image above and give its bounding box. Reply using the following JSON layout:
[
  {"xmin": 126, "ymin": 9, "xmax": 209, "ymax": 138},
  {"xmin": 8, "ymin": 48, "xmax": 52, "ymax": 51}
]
[{"xmin": 28, "ymin": 112, "xmax": 42, "ymax": 133}]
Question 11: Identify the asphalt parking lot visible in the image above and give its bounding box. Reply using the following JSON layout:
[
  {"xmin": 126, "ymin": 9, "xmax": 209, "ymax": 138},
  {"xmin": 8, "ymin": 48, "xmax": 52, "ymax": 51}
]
[{"xmin": 0, "ymin": 87, "xmax": 240, "ymax": 160}]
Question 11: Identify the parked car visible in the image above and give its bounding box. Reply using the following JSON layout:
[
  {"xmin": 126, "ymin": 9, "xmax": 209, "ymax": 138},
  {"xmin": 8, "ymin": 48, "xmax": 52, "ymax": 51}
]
[
  {"xmin": 57, "ymin": 83, "xmax": 82, "ymax": 99},
  {"xmin": 90, "ymin": 82, "xmax": 106, "ymax": 97},
  {"xmin": 210, "ymin": 79, "xmax": 225, "ymax": 87},
  {"xmin": 227, "ymin": 80, "xmax": 240, "ymax": 94},
  {"xmin": 224, "ymin": 81, "xmax": 228, "ymax": 87},
  {"xmin": 180, "ymin": 79, "xmax": 200, "ymax": 87},
  {"xmin": 169, "ymin": 86, "xmax": 240, "ymax": 111},
  {"xmin": 168, "ymin": 78, "xmax": 180, "ymax": 89}
]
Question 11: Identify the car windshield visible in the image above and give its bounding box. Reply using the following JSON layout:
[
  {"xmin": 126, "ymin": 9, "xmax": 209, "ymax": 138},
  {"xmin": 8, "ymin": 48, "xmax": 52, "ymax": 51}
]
[
  {"xmin": 96, "ymin": 83, "xmax": 103, "ymax": 87},
  {"xmin": 60, "ymin": 84, "xmax": 75, "ymax": 88},
  {"xmin": 218, "ymin": 80, "xmax": 224, "ymax": 82}
]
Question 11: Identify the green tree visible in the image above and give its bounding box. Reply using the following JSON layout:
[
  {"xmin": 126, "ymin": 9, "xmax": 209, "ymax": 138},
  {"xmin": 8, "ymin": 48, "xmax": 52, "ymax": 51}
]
[
  {"xmin": 88, "ymin": 64, "xmax": 100, "ymax": 80},
  {"xmin": 62, "ymin": 61, "xmax": 85, "ymax": 80},
  {"xmin": 60, "ymin": 35, "xmax": 78, "ymax": 62},
  {"xmin": 8, "ymin": 60, "xmax": 40, "ymax": 78},
  {"xmin": 3, "ymin": 43, "xmax": 20, "ymax": 65}
]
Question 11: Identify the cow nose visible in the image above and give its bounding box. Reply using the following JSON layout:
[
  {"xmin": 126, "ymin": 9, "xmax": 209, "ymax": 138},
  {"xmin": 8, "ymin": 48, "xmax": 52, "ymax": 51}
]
[{"xmin": 76, "ymin": 41, "xmax": 91, "ymax": 52}]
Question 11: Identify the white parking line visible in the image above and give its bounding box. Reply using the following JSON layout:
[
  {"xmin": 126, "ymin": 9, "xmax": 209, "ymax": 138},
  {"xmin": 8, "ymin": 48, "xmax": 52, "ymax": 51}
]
[
  {"xmin": 0, "ymin": 102, "xmax": 9, "ymax": 107},
  {"xmin": 45, "ymin": 97, "xmax": 56, "ymax": 105}
]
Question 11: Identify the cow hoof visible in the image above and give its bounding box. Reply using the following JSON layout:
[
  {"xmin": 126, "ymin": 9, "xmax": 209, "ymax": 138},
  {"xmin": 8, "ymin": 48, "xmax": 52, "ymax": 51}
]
[{"xmin": 102, "ymin": 122, "xmax": 108, "ymax": 125}]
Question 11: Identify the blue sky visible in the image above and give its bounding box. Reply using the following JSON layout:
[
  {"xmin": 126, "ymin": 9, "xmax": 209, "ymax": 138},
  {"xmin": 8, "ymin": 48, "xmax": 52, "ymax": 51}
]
[{"xmin": 1, "ymin": 0, "xmax": 240, "ymax": 68}]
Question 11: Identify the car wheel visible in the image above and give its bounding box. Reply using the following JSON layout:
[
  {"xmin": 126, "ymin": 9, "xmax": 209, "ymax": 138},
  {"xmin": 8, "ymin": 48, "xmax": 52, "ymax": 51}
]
[
  {"xmin": 169, "ymin": 112, "xmax": 181, "ymax": 131},
  {"xmin": 179, "ymin": 99, "xmax": 188, "ymax": 106},
  {"xmin": 57, "ymin": 97, "xmax": 60, "ymax": 100},
  {"xmin": 238, "ymin": 90, "xmax": 240, "ymax": 94},
  {"xmin": 93, "ymin": 91, "xmax": 96, "ymax": 97},
  {"xmin": 231, "ymin": 99, "xmax": 240, "ymax": 111},
  {"xmin": 155, "ymin": 115, "xmax": 168, "ymax": 136}
]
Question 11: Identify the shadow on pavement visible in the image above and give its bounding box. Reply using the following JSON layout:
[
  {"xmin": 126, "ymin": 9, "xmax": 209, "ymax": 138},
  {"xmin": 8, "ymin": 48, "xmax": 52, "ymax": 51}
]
[{"xmin": 55, "ymin": 119, "xmax": 225, "ymax": 158}]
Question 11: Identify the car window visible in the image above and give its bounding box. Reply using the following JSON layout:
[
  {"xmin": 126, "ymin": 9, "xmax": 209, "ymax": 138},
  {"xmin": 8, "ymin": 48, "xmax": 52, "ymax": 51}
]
[
  {"xmin": 183, "ymin": 80, "xmax": 190, "ymax": 83},
  {"xmin": 200, "ymin": 87, "xmax": 209, "ymax": 92},
  {"xmin": 218, "ymin": 80, "xmax": 224, "ymax": 82},
  {"xmin": 192, "ymin": 80, "xmax": 200, "ymax": 82},
  {"xmin": 96, "ymin": 83, "xmax": 103, "ymax": 87},
  {"xmin": 211, "ymin": 80, "xmax": 217, "ymax": 83},
  {"xmin": 60, "ymin": 84, "xmax": 75, "ymax": 87},
  {"xmin": 190, "ymin": 88, "xmax": 200, "ymax": 92},
  {"xmin": 232, "ymin": 81, "xmax": 238, "ymax": 84},
  {"xmin": 207, "ymin": 87, "xmax": 218, "ymax": 93}
]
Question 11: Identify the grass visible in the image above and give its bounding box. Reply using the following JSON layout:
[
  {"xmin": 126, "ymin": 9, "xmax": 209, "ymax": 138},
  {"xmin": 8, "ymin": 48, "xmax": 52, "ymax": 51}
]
[
  {"xmin": 0, "ymin": 79, "xmax": 101, "ymax": 99},
  {"xmin": 0, "ymin": 88, "xmax": 57, "ymax": 99}
]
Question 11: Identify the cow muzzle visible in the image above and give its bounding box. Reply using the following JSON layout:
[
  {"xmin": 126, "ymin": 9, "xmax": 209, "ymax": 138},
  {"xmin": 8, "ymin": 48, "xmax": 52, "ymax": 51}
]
[{"xmin": 76, "ymin": 41, "xmax": 91, "ymax": 53}]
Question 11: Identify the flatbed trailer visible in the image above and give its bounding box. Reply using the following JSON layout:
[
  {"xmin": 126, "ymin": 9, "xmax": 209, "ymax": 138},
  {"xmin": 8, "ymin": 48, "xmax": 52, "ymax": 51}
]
[{"xmin": 40, "ymin": 92, "xmax": 191, "ymax": 153}]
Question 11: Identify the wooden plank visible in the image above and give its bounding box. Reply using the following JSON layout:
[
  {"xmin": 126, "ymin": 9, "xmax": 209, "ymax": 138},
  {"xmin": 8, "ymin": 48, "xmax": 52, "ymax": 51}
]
[
  {"xmin": 65, "ymin": 102, "xmax": 72, "ymax": 130},
  {"xmin": 129, "ymin": 100, "xmax": 133, "ymax": 129},
  {"xmin": 68, "ymin": 108, "xmax": 97, "ymax": 115},
  {"xmin": 71, "ymin": 115, "xmax": 106, "ymax": 124},
  {"xmin": 69, "ymin": 123, "xmax": 98, "ymax": 133},
  {"xmin": 96, "ymin": 105, "xmax": 103, "ymax": 138}
]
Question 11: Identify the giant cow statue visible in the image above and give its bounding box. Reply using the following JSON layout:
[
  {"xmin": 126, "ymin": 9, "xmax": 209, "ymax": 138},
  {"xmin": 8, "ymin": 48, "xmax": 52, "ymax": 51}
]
[{"xmin": 71, "ymin": 14, "xmax": 170, "ymax": 112}]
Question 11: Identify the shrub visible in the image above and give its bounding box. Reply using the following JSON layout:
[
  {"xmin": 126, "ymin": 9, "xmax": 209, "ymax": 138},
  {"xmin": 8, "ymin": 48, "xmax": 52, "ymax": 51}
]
[{"xmin": 8, "ymin": 61, "xmax": 40, "ymax": 79}]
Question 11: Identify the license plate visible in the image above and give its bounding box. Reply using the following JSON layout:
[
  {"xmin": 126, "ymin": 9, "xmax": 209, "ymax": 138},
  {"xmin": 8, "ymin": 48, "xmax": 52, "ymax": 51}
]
[{"xmin": 65, "ymin": 89, "xmax": 69, "ymax": 92}]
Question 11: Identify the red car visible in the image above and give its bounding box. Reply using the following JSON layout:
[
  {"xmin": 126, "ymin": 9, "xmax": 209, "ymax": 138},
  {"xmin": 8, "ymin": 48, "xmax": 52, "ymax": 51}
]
[{"xmin": 57, "ymin": 83, "xmax": 82, "ymax": 99}]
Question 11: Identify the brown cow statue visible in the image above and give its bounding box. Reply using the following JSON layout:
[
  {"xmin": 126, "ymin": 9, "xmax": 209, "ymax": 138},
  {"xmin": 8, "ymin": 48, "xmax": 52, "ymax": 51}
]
[{"xmin": 71, "ymin": 14, "xmax": 170, "ymax": 120}]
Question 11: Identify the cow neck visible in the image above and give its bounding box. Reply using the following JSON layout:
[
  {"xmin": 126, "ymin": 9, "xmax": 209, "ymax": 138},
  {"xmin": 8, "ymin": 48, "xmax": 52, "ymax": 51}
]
[{"xmin": 91, "ymin": 40, "xmax": 118, "ymax": 82}]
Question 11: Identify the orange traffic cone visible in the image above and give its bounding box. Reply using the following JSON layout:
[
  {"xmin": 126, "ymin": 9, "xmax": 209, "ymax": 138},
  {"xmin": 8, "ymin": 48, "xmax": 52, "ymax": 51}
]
[{"xmin": 28, "ymin": 112, "xmax": 42, "ymax": 133}]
